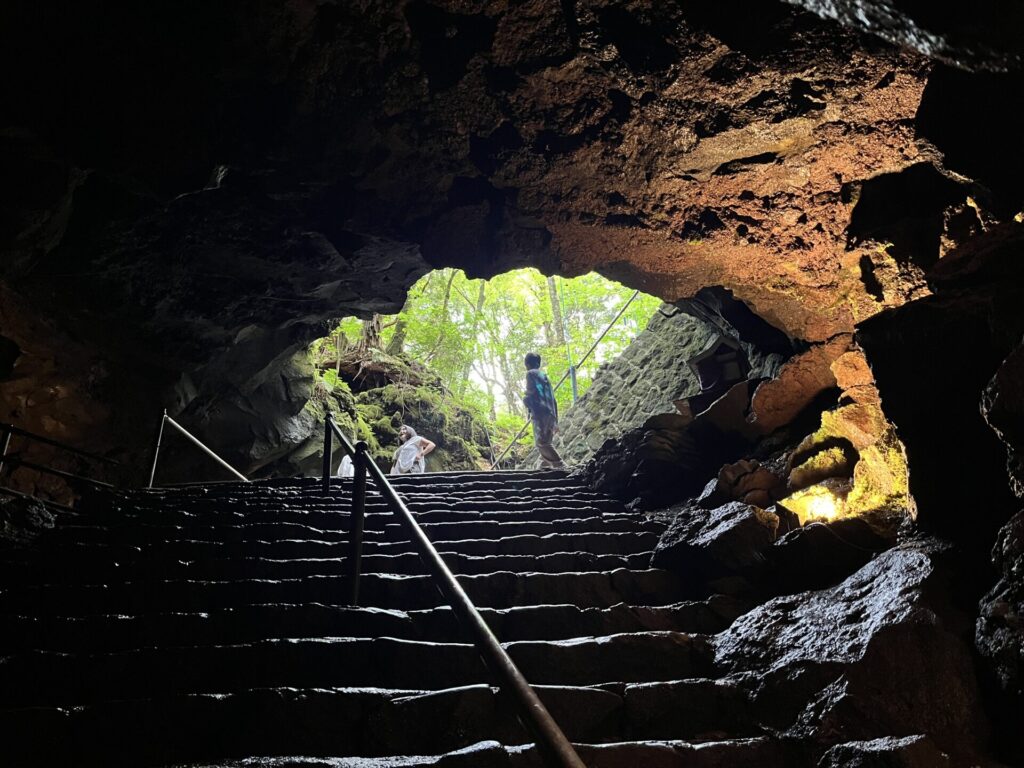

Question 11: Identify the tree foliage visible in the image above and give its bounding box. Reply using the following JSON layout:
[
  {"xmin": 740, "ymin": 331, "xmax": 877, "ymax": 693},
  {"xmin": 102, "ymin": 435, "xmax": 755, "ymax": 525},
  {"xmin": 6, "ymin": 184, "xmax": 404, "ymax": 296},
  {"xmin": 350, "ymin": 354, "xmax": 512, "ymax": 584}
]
[{"xmin": 312, "ymin": 268, "xmax": 659, "ymax": 461}]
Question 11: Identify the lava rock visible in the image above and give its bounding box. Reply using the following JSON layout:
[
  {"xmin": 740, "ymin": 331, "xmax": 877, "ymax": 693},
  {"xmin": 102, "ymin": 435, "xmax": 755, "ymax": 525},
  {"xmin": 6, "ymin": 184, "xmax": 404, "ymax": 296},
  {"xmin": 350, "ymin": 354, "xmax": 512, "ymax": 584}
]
[
  {"xmin": 976, "ymin": 510, "xmax": 1024, "ymax": 698},
  {"xmin": 817, "ymin": 735, "xmax": 952, "ymax": 768},
  {"xmin": 766, "ymin": 518, "xmax": 891, "ymax": 594},
  {"xmin": 748, "ymin": 338, "xmax": 849, "ymax": 434},
  {"xmin": 716, "ymin": 538, "xmax": 988, "ymax": 761},
  {"xmin": 652, "ymin": 501, "xmax": 779, "ymax": 582},
  {"xmin": 983, "ymin": 339, "xmax": 1024, "ymax": 498},
  {"xmin": 0, "ymin": 496, "xmax": 56, "ymax": 548}
]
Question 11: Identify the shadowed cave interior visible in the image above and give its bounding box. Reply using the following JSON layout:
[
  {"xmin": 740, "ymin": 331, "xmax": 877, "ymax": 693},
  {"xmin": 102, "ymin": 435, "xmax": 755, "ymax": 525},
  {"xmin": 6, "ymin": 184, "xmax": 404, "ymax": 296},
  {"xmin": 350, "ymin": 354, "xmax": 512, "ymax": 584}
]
[{"xmin": 1, "ymin": 1, "xmax": 1024, "ymax": 766}]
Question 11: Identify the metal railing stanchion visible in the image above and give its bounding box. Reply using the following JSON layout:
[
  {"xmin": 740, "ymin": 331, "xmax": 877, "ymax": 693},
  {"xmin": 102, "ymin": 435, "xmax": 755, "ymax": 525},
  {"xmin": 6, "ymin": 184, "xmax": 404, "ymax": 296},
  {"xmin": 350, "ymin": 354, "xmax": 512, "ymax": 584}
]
[
  {"xmin": 147, "ymin": 410, "xmax": 167, "ymax": 489},
  {"xmin": 348, "ymin": 440, "xmax": 368, "ymax": 606},
  {"xmin": 148, "ymin": 410, "xmax": 249, "ymax": 486},
  {"xmin": 0, "ymin": 427, "xmax": 11, "ymax": 477},
  {"xmin": 322, "ymin": 414, "xmax": 333, "ymax": 493}
]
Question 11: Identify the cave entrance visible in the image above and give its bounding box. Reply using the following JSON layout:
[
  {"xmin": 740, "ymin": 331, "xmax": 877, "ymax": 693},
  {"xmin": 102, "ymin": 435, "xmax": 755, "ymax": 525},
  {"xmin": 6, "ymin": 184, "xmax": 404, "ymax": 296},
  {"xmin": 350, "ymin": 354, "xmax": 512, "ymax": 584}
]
[{"xmin": 309, "ymin": 268, "xmax": 661, "ymax": 472}]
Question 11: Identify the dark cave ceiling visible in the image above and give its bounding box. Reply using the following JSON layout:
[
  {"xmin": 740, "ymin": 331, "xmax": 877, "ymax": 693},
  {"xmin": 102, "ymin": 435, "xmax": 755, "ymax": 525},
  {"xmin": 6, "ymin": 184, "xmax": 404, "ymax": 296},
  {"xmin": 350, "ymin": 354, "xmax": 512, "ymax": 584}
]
[
  {"xmin": 2, "ymin": 0, "xmax": 1024, "ymax": 465},
  {"xmin": 3, "ymin": 0, "xmax": 1021, "ymax": 356}
]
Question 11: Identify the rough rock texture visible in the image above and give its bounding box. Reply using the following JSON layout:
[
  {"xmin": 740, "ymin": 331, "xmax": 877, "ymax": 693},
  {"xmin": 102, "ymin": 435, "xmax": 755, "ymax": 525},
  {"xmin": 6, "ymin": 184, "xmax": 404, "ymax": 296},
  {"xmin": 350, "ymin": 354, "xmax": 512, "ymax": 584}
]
[
  {"xmin": 583, "ymin": 380, "xmax": 763, "ymax": 509},
  {"xmin": 716, "ymin": 538, "xmax": 987, "ymax": 762},
  {"xmin": 1, "ymin": 0, "xmax": 954, "ymax": 472},
  {"xmin": 767, "ymin": 518, "xmax": 892, "ymax": 594},
  {"xmin": 983, "ymin": 339, "xmax": 1024, "ymax": 499},
  {"xmin": 548, "ymin": 306, "xmax": 713, "ymax": 467},
  {"xmin": 976, "ymin": 510, "xmax": 1024, "ymax": 757},
  {"xmin": 858, "ymin": 225, "xmax": 1024, "ymax": 553},
  {"xmin": 816, "ymin": 735, "xmax": 952, "ymax": 768},
  {"xmin": 550, "ymin": 301, "xmax": 785, "ymax": 467},
  {"xmin": 652, "ymin": 501, "xmax": 780, "ymax": 584},
  {"xmin": 0, "ymin": 495, "xmax": 56, "ymax": 547},
  {"xmin": 748, "ymin": 337, "xmax": 849, "ymax": 434},
  {"xmin": 787, "ymin": 1, "xmax": 1024, "ymax": 71}
]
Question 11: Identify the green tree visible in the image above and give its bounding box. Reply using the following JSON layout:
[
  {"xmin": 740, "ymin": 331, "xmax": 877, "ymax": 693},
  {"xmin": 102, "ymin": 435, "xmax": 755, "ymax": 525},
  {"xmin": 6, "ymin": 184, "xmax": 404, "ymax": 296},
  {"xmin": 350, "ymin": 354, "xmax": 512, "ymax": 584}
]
[{"xmin": 315, "ymin": 268, "xmax": 660, "ymax": 458}]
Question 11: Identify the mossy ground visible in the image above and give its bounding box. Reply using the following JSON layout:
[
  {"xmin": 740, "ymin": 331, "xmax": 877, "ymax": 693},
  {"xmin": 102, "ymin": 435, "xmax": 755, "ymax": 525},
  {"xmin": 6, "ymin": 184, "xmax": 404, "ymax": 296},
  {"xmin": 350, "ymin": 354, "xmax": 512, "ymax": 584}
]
[{"xmin": 314, "ymin": 349, "xmax": 492, "ymax": 472}]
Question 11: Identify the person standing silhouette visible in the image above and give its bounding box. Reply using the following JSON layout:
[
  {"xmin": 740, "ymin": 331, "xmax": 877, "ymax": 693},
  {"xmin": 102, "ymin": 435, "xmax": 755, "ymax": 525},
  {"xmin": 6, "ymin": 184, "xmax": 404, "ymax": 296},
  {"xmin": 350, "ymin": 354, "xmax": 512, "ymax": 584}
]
[{"xmin": 522, "ymin": 352, "xmax": 565, "ymax": 470}]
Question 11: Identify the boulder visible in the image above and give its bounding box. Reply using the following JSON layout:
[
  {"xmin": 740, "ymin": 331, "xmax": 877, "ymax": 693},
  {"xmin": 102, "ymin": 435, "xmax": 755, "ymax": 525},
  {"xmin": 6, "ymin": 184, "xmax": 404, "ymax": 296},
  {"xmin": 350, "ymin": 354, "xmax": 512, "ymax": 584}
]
[
  {"xmin": 0, "ymin": 495, "xmax": 56, "ymax": 548},
  {"xmin": 652, "ymin": 501, "xmax": 779, "ymax": 584},
  {"xmin": 976, "ymin": 510, "xmax": 1024, "ymax": 762},
  {"xmin": 701, "ymin": 460, "xmax": 788, "ymax": 510},
  {"xmin": 817, "ymin": 735, "xmax": 952, "ymax": 768},
  {"xmin": 747, "ymin": 337, "xmax": 850, "ymax": 434},
  {"xmin": 715, "ymin": 538, "xmax": 988, "ymax": 761},
  {"xmin": 767, "ymin": 518, "xmax": 892, "ymax": 594},
  {"xmin": 976, "ymin": 511, "xmax": 1024, "ymax": 697}
]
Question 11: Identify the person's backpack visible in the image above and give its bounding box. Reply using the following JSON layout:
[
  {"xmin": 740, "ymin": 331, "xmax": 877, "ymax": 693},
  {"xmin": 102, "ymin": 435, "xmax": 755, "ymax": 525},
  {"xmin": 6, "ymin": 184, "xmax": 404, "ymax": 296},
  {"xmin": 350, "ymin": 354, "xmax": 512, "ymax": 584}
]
[{"xmin": 526, "ymin": 369, "xmax": 557, "ymax": 418}]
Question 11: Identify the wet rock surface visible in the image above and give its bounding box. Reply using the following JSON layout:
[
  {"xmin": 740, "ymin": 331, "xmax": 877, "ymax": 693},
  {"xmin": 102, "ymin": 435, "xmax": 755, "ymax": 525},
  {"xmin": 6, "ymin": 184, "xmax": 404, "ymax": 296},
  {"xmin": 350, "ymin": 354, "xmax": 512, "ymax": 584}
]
[
  {"xmin": 652, "ymin": 501, "xmax": 779, "ymax": 586},
  {"xmin": 0, "ymin": 495, "xmax": 56, "ymax": 547},
  {"xmin": 715, "ymin": 538, "xmax": 986, "ymax": 762},
  {"xmin": 816, "ymin": 735, "xmax": 953, "ymax": 768}
]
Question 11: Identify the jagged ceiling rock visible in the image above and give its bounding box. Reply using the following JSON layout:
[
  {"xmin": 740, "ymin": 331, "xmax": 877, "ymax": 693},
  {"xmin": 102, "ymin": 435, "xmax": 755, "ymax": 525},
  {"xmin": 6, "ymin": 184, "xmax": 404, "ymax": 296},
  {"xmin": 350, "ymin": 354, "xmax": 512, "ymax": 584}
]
[{"xmin": 2, "ymin": 0, "xmax": 943, "ymax": 348}]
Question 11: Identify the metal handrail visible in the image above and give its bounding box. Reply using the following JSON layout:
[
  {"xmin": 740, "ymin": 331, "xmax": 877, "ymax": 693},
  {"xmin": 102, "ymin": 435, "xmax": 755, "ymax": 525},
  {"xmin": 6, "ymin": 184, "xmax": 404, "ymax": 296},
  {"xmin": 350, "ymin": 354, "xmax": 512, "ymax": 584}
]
[
  {"xmin": 322, "ymin": 414, "xmax": 585, "ymax": 768},
  {"xmin": 0, "ymin": 421, "xmax": 120, "ymax": 466},
  {"xmin": 0, "ymin": 421, "xmax": 120, "ymax": 508},
  {"xmin": 147, "ymin": 410, "xmax": 249, "ymax": 487},
  {"xmin": 490, "ymin": 289, "xmax": 641, "ymax": 469}
]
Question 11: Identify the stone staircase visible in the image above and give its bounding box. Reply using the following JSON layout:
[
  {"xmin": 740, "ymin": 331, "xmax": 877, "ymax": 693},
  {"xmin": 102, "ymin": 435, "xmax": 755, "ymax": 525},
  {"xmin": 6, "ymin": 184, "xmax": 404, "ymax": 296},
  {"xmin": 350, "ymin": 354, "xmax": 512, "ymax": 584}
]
[{"xmin": 0, "ymin": 470, "xmax": 798, "ymax": 767}]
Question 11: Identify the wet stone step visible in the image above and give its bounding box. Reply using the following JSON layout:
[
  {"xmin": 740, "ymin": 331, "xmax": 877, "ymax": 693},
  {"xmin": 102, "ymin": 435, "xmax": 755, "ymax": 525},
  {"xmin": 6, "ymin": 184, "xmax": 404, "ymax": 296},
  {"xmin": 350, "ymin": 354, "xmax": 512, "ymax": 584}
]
[
  {"xmin": 40, "ymin": 516, "xmax": 659, "ymax": 547},
  {"xmin": 0, "ymin": 632, "xmax": 709, "ymax": 707},
  {"xmin": 0, "ymin": 682, "xmax": 631, "ymax": 767},
  {"xmin": 409, "ymin": 597, "xmax": 748, "ymax": 642},
  {"xmin": 0, "ymin": 568, "xmax": 685, "ymax": 615},
  {"xmin": 75, "ymin": 503, "xmax": 624, "ymax": 530},
  {"xmin": 0, "ymin": 550, "xmax": 654, "ymax": 585},
  {"xmin": 15, "ymin": 530, "xmax": 660, "ymax": 566},
  {"xmin": 0, "ymin": 604, "xmax": 416, "ymax": 653},
  {"xmin": 0, "ymin": 597, "xmax": 742, "ymax": 654},
  {"xmin": 508, "ymin": 737, "xmax": 800, "ymax": 768},
  {"xmin": 0, "ymin": 682, "xmax": 789, "ymax": 768}
]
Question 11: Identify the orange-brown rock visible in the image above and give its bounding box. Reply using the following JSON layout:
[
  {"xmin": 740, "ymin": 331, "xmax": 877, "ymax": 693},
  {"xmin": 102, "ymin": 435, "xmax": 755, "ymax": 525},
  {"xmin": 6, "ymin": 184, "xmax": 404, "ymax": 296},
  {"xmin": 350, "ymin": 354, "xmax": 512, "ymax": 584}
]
[{"xmin": 747, "ymin": 336, "xmax": 851, "ymax": 434}]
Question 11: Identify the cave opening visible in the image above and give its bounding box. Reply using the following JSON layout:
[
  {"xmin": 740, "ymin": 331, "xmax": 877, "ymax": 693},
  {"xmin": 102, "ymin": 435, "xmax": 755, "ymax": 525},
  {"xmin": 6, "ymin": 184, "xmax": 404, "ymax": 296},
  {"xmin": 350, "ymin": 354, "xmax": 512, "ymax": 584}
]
[{"xmin": 306, "ymin": 267, "xmax": 661, "ymax": 473}]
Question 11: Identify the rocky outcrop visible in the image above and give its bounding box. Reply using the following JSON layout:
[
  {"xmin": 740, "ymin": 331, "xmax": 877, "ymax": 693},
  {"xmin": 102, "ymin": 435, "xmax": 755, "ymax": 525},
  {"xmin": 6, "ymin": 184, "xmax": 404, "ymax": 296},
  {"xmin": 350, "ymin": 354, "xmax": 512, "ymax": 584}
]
[
  {"xmin": 652, "ymin": 501, "xmax": 779, "ymax": 588},
  {"xmin": 857, "ymin": 225, "xmax": 1024, "ymax": 554},
  {"xmin": 716, "ymin": 538, "xmax": 987, "ymax": 763},
  {"xmin": 976, "ymin": 510, "xmax": 1024, "ymax": 760},
  {"xmin": 983, "ymin": 339, "xmax": 1024, "ymax": 499},
  {"xmin": 547, "ymin": 299, "xmax": 786, "ymax": 468},
  {"xmin": 817, "ymin": 736, "xmax": 953, "ymax": 768}
]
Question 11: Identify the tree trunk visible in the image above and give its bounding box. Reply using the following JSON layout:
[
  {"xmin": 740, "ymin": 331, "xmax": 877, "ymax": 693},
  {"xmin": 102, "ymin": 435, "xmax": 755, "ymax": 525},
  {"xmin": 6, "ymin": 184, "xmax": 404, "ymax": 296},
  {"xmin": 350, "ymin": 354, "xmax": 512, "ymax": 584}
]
[
  {"xmin": 547, "ymin": 275, "xmax": 566, "ymax": 346},
  {"xmin": 359, "ymin": 314, "xmax": 383, "ymax": 351},
  {"xmin": 498, "ymin": 349, "xmax": 521, "ymax": 415},
  {"xmin": 425, "ymin": 269, "xmax": 457, "ymax": 363},
  {"xmin": 456, "ymin": 281, "xmax": 487, "ymax": 397},
  {"xmin": 386, "ymin": 318, "xmax": 408, "ymax": 355}
]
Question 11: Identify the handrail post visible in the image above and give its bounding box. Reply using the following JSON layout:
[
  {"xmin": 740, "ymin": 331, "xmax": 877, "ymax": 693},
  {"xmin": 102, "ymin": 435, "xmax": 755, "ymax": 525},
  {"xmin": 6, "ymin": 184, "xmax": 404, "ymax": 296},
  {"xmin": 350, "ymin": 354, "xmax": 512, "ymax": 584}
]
[
  {"xmin": 0, "ymin": 427, "xmax": 11, "ymax": 477},
  {"xmin": 322, "ymin": 414, "xmax": 334, "ymax": 493},
  {"xmin": 147, "ymin": 410, "xmax": 167, "ymax": 488},
  {"xmin": 348, "ymin": 440, "xmax": 368, "ymax": 606}
]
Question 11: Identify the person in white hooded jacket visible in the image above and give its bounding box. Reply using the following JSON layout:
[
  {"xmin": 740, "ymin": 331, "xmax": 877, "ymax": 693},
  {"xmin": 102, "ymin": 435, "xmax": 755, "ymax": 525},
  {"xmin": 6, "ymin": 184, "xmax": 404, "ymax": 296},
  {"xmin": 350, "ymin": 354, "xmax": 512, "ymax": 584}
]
[{"xmin": 390, "ymin": 424, "xmax": 435, "ymax": 475}]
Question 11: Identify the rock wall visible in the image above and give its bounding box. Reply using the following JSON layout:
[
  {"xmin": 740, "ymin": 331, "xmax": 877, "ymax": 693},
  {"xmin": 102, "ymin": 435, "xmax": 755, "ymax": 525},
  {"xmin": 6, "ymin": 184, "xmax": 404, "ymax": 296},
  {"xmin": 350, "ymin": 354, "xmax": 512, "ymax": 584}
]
[{"xmin": 544, "ymin": 300, "xmax": 787, "ymax": 468}]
